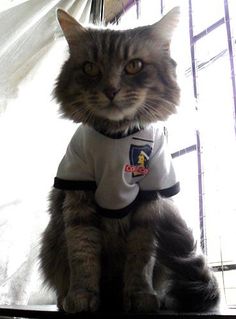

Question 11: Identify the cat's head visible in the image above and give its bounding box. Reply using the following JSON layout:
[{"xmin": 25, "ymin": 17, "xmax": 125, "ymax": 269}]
[{"xmin": 55, "ymin": 8, "xmax": 180, "ymax": 134}]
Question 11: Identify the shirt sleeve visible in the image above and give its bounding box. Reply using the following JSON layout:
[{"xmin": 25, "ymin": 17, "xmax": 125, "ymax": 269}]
[
  {"xmin": 139, "ymin": 127, "xmax": 180, "ymax": 197},
  {"xmin": 54, "ymin": 127, "xmax": 95, "ymax": 190}
]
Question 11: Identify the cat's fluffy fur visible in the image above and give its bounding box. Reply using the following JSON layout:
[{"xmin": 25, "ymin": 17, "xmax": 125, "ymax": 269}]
[{"xmin": 40, "ymin": 8, "xmax": 220, "ymax": 313}]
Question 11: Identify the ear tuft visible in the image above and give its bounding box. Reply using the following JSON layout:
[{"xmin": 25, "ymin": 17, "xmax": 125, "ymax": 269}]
[
  {"xmin": 56, "ymin": 8, "xmax": 86, "ymax": 47},
  {"xmin": 152, "ymin": 6, "xmax": 180, "ymax": 43}
]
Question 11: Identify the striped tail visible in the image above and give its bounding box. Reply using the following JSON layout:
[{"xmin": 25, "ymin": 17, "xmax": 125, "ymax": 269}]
[{"xmin": 154, "ymin": 199, "xmax": 220, "ymax": 311}]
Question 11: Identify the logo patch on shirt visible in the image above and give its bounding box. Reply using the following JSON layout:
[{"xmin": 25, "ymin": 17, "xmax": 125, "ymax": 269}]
[{"xmin": 125, "ymin": 144, "xmax": 152, "ymax": 177}]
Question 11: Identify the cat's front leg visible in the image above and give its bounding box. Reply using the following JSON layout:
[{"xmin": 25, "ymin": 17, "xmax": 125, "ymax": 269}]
[
  {"xmin": 124, "ymin": 201, "xmax": 160, "ymax": 312},
  {"xmin": 62, "ymin": 190, "xmax": 101, "ymax": 313}
]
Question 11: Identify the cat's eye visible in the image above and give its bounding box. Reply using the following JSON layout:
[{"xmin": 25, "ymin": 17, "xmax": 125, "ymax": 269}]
[
  {"xmin": 125, "ymin": 59, "xmax": 143, "ymax": 75},
  {"xmin": 83, "ymin": 62, "xmax": 100, "ymax": 77}
]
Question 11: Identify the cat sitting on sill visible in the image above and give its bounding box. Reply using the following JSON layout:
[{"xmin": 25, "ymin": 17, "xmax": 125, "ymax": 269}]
[{"xmin": 40, "ymin": 8, "xmax": 220, "ymax": 313}]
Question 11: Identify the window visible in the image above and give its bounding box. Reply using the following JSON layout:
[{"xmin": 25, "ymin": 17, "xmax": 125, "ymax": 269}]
[{"xmin": 117, "ymin": 0, "xmax": 236, "ymax": 308}]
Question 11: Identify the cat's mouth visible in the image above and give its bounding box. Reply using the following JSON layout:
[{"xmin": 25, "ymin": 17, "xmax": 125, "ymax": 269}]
[{"xmin": 97, "ymin": 102, "xmax": 136, "ymax": 121}]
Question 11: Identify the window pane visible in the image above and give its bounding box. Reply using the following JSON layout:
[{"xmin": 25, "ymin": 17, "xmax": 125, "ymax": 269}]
[
  {"xmin": 173, "ymin": 151, "xmax": 200, "ymax": 240},
  {"xmin": 225, "ymin": 270, "xmax": 236, "ymax": 307},
  {"xmin": 196, "ymin": 48, "xmax": 236, "ymax": 267},
  {"xmin": 139, "ymin": 0, "xmax": 162, "ymax": 24},
  {"xmin": 195, "ymin": 24, "xmax": 228, "ymax": 67},
  {"xmin": 191, "ymin": 0, "xmax": 224, "ymax": 35},
  {"xmin": 118, "ymin": 4, "xmax": 137, "ymax": 26}
]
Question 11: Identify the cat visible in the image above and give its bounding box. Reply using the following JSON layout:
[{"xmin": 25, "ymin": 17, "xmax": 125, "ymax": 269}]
[{"xmin": 39, "ymin": 7, "xmax": 220, "ymax": 313}]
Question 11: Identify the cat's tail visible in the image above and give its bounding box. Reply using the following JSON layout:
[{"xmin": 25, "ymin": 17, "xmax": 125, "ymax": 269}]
[{"xmin": 154, "ymin": 199, "xmax": 220, "ymax": 312}]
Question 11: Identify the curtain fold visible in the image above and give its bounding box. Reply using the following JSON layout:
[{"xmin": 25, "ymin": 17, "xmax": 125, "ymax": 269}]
[
  {"xmin": 0, "ymin": 0, "xmax": 91, "ymax": 112},
  {"xmin": 0, "ymin": 0, "xmax": 91, "ymax": 306}
]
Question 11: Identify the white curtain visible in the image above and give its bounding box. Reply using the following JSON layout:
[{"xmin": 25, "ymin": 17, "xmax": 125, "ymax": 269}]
[
  {"xmin": 0, "ymin": 0, "xmax": 91, "ymax": 306},
  {"xmin": 0, "ymin": 0, "xmax": 92, "ymax": 112}
]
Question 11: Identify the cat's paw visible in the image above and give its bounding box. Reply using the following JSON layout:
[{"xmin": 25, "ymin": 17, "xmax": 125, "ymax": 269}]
[
  {"xmin": 124, "ymin": 291, "xmax": 160, "ymax": 313},
  {"xmin": 63, "ymin": 290, "xmax": 99, "ymax": 313}
]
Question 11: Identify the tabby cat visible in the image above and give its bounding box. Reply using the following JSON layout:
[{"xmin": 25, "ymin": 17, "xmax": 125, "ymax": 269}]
[{"xmin": 40, "ymin": 8, "xmax": 220, "ymax": 313}]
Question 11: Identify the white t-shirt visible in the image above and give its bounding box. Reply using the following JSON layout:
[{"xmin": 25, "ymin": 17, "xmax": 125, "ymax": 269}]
[{"xmin": 54, "ymin": 124, "xmax": 179, "ymax": 212}]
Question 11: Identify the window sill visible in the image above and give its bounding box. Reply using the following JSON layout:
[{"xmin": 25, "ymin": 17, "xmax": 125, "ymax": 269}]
[{"xmin": 0, "ymin": 305, "xmax": 236, "ymax": 319}]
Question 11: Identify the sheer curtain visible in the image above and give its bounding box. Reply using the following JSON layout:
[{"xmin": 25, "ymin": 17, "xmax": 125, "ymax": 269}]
[{"xmin": 0, "ymin": 0, "xmax": 92, "ymax": 306}]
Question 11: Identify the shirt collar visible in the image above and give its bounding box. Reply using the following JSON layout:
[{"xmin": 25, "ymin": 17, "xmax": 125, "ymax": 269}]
[{"xmin": 94, "ymin": 126, "xmax": 142, "ymax": 139}]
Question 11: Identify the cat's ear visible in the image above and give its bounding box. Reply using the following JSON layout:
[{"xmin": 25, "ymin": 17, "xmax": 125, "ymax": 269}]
[
  {"xmin": 57, "ymin": 9, "xmax": 86, "ymax": 48},
  {"xmin": 151, "ymin": 7, "xmax": 180, "ymax": 47}
]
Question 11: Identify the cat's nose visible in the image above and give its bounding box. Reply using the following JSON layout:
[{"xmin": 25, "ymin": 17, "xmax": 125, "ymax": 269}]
[{"xmin": 103, "ymin": 87, "xmax": 120, "ymax": 101}]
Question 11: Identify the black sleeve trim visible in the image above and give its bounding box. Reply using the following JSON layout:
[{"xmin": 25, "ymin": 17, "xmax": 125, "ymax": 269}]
[
  {"xmin": 158, "ymin": 182, "xmax": 180, "ymax": 197},
  {"xmin": 53, "ymin": 179, "xmax": 180, "ymax": 219},
  {"xmin": 54, "ymin": 177, "xmax": 97, "ymax": 191}
]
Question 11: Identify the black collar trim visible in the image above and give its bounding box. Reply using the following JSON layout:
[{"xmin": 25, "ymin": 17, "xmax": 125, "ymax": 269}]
[{"xmin": 95, "ymin": 126, "xmax": 142, "ymax": 139}]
